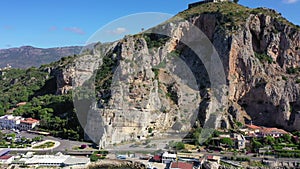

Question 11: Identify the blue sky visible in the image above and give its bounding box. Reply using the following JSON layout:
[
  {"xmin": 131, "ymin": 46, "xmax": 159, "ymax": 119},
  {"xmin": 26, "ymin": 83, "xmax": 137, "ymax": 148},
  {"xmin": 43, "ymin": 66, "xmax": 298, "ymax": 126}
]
[{"xmin": 0, "ymin": 0, "xmax": 299, "ymax": 49}]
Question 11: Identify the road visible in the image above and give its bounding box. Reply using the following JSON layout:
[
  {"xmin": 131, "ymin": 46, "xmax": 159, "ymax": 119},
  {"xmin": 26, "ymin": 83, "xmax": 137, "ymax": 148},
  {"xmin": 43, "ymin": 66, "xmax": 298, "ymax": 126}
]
[{"xmin": 9, "ymin": 130, "xmax": 96, "ymax": 153}]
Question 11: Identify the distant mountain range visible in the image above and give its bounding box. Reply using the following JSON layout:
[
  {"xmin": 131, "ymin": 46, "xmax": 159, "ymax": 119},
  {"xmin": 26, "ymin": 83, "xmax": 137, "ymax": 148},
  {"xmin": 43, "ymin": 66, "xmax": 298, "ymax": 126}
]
[{"xmin": 0, "ymin": 46, "xmax": 82, "ymax": 69}]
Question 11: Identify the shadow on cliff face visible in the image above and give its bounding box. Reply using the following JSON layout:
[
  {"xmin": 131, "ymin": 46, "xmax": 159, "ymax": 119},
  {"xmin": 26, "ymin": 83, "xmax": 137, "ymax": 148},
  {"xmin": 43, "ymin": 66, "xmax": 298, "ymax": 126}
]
[
  {"xmin": 174, "ymin": 41, "xmax": 222, "ymax": 131},
  {"xmin": 238, "ymin": 82, "xmax": 286, "ymax": 129}
]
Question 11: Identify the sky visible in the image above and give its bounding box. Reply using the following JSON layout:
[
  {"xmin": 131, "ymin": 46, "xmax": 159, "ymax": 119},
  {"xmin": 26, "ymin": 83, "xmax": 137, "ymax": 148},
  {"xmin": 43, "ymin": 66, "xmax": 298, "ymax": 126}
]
[{"xmin": 0, "ymin": 0, "xmax": 299, "ymax": 49}]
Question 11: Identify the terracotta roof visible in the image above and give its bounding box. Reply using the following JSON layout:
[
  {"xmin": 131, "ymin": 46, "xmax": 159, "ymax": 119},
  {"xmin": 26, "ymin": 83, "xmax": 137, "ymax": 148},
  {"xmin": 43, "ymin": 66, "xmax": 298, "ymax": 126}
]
[
  {"xmin": 0, "ymin": 155, "xmax": 12, "ymax": 160},
  {"xmin": 245, "ymin": 124, "xmax": 261, "ymax": 130},
  {"xmin": 21, "ymin": 118, "xmax": 39, "ymax": 124},
  {"xmin": 170, "ymin": 162, "xmax": 193, "ymax": 169},
  {"xmin": 260, "ymin": 127, "xmax": 288, "ymax": 135}
]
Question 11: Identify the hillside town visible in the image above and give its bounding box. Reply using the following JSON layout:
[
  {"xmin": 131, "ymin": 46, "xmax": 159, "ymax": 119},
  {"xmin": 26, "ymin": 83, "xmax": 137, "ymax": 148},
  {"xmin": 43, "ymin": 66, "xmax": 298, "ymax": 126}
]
[
  {"xmin": 0, "ymin": 117, "xmax": 298, "ymax": 168},
  {"xmin": 0, "ymin": 0, "xmax": 299, "ymax": 168}
]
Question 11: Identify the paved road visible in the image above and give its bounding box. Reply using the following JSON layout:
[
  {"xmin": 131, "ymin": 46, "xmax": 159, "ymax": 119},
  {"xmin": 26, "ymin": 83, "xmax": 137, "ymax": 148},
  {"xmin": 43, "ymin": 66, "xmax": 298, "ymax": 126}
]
[{"xmin": 13, "ymin": 131, "xmax": 96, "ymax": 152}]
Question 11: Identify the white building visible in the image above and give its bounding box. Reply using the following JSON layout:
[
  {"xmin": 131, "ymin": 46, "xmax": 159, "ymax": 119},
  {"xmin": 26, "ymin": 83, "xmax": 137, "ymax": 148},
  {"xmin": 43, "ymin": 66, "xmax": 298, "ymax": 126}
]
[
  {"xmin": 0, "ymin": 115, "xmax": 22, "ymax": 129},
  {"xmin": 162, "ymin": 152, "xmax": 176, "ymax": 164},
  {"xmin": 231, "ymin": 133, "xmax": 246, "ymax": 150},
  {"xmin": 19, "ymin": 118, "xmax": 39, "ymax": 131},
  {"xmin": 18, "ymin": 153, "xmax": 90, "ymax": 167},
  {"xmin": 0, "ymin": 115, "xmax": 39, "ymax": 131},
  {"xmin": 0, "ymin": 155, "xmax": 14, "ymax": 164}
]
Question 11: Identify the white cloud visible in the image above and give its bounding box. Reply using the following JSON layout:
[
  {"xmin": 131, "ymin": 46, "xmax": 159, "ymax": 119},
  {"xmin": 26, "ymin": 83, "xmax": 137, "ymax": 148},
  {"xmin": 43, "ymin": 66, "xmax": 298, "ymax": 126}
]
[
  {"xmin": 107, "ymin": 27, "xmax": 127, "ymax": 35},
  {"xmin": 282, "ymin": 0, "xmax": 298, "ymax": 4}
]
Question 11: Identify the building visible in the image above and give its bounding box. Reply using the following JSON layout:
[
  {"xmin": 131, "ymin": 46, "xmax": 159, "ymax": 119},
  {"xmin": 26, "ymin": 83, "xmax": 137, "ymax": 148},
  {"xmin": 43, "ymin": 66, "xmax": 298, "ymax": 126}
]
[
  {"xmin": 169, "ymin": 161, "xmax": 193, "ymax": 169},
  {"xmin": 177, "ymin": 152, "xmax": 204, "ymax": 164},
  {"xmin": 206, "ymin": 155, "xmax": 220, "ymax": 164},
  {"xmin": 0, "ymin": 149, "xmax": 12, "ymax": 164},
  {"xmin": 18, "ymin": 153, "xmax": 90, "ymax": 167},
  {"xmin": 244, "ymin": 124, "xmax": 261, "ymax": 134},
  {"xmin": 162, "ymin": 152, "xmax": 176, "ymax": 164},
  {"xmin": 0, "ymin": 115, "xmax": 39, "ymax": 131},
  {"xmin": 259, "ymin": 127, "xmax": 288, "ymax": 138},
  {"xmin": 231, "ymin": 133, "xmax": 246, "ymax": 150},
  {"xmin": 19, "ymin": 118, "xmax": 39, "ymax": 131},
  {"xmin": 0, "ymin": 115, "xmax": 22, "ymax": 129},
  {"xmin": 152, "ymin": 155, "xmax": 162, "ymax": 163},
  {"xmin": 0, "ymin": 155, "xmax": 14, "ymax": 164},
  {"xmin": 188, "ymin": 0, "xmax": 231, "ymax": 8}
]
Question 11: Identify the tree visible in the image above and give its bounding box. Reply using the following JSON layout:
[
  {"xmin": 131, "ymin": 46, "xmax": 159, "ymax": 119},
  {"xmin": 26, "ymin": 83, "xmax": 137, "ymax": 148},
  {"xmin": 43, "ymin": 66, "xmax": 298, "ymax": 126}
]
[
  {"xmin": 263, "ymin": 136, "xmax": 275, "ymax": 145},
  {"xmin": 251, "ymin": 138, "xmax": 263, "ymax": 152},
  {"xmin": 282, "ymin": 134, "xmax": 292, "ymax": 143},
  {"xmin": 175, "ymin": 142, "xmax": 185, "ymax": 150},
  {"xmin": 192, "ymin": 128, "xmax": 202, "ymax": 145},
  {"xmin": 220, "ymin": 138, "xmax": 234, "ymax": 147},
  {"xmin": 233, "ymin": 0, "xmax": 239, "ymax": 3}
]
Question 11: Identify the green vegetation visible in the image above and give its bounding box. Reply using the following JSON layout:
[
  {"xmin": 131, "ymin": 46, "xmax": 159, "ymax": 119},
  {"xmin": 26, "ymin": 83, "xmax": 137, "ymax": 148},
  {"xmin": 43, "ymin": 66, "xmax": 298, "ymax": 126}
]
[
  {"xmin": 0, "ymin": 55, "xmax": 84, "ymax": 141},
  {"xmin": 0, "ymin": 131, "xmax": 37, "ymax": 148},
  {"xmin": 286, "ymin": 67, "xmax": 300, "ymax": 74},
  {"xmin": 33, "ymin": 141, "xmax": 55, "ymax": 149},
  {"xmin": 255, "ymin": 52, "xmax": 273, "ymax": 64},
  {"xmin": 0, "ymin": 68, "xmax": 48, "ymax": 114},
  {"xmin": 90, "ymin": 150, "xmax": 108, "ymax": 162},
  {"xmin": 13, "ymin": 93, "xmax": 83, "ymax": 140},
  {"xmin": 220, "ymin": 137, "xmax": 234, "ymax": 147},
  {"xmin": 141, "ymin": 33, "xmax": 170, "ymax": 49},
  {"xmin": 167, "ymin": 141, "xmax": 185, "ymax": 150},
  {"xmin": 177, "ymin": 2, "xmax": 299, "ymax": 32},
  {"xmin": 282, "ymin": 76, "xmax": 287, "ymax": 81},
  {"xmin": 95, "ymin": 52, "xmax": 118, "ymax": 104}
]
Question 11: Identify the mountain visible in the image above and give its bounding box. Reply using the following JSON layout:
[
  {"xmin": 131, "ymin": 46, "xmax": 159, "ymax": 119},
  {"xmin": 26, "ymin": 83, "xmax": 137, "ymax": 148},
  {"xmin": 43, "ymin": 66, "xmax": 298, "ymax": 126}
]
[
  {"xmin": 0, "ymin": 2, "xmax": 299, "ymax": 145},
  {"xmin": 0, "ymin": 45, "xmax": 82, "ymax": 69}
]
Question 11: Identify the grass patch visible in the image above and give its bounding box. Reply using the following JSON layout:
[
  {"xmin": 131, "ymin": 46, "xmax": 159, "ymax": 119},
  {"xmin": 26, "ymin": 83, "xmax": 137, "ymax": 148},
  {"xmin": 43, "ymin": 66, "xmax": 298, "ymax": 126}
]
[{"xmin": 33, "ymin": 141, "xmax": 55, "ymax": 149}]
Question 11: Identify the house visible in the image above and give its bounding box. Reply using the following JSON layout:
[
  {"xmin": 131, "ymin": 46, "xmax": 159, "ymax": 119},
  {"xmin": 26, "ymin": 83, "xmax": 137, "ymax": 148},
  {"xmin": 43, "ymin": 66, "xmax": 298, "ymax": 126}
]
[
  {"xmin": 0, "ymin": 115, "xmax": 22, "ymax": 129},
  {"xmin": 231, "ymin": 133, "xmax": 246, "ymax": 150},
  {"xmin": 152, "ymin": 155, "xmax": 162, "ymax": 163},
  {"xmin": 169, "ymin": 161, "xmax": 193, "ymax": 169},
  {"xmin": 0, "ymin": 149, "xmax": 12, "ymax": 164},
  {"xmin": 241, "ymin": 124, "xmax": 261, "ymax": 136},
  {"xmin": 244, "ymin": 124, "xmax": 261, "ymax": 133},
  {"xmin": 0, "ymin": 155, "xmax": 14, "ymax": 164},
  {"xmin": 162, "ymin": 152, "xmax": 176, "ymax": 164},
  {"xmin": 206, "ymin": 155, "xmax": 220, "ymax": 164},
  {"xmin": 19, "ymin": 118, "xmax": 39, "ymax": 131},
  {"xmin": 0, "ymin": 115, "xmax": 39, "ymax": 131},
  {"xmin": 259, "ymin": 127, "xmax": 288, "ymax": 138}
]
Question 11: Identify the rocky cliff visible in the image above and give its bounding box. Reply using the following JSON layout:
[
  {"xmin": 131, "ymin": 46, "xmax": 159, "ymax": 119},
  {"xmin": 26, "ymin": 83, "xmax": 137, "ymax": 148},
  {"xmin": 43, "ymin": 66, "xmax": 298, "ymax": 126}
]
[{"xmin": 53, "ymin": 2, "xmax": 299, "ymax": 146}]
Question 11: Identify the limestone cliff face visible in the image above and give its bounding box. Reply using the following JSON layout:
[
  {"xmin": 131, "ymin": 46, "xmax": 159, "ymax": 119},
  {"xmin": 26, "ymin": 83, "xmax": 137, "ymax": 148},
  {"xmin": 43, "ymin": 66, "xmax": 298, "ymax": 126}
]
[
  {"xmin": 186, "ymin": 9, "xmax": 300, "ymax": 130},
  {"xmin": 53, "ymin": 4, "xmax": 300, "ymax": 146}
]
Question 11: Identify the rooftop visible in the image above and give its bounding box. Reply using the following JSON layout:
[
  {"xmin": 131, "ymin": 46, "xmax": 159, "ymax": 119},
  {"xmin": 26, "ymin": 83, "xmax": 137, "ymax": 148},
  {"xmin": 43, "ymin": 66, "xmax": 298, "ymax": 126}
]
[
  {"xmin": 245, "ymin": 124, "xmax": 261, "ymax": 130},
  {"xmin": 170, "ymin": 161, "xmax": 193, "ymax": 169},
  {"xmin": 260, "ymin": 127, "xmax": 288, "ymax": 134},
  {"xmin": 21, "ymin": 118, "xmax": 39, "ymax": 124},
  {"xmin": 0, "ymin": 155, "xmax": 12, "ymax": 160}
]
